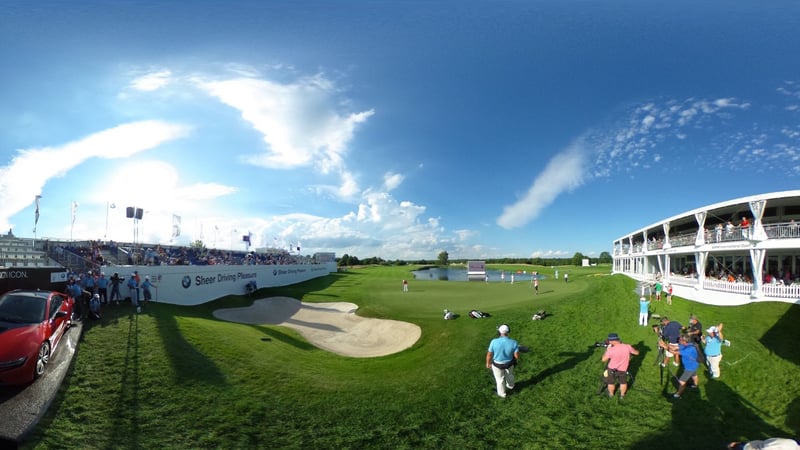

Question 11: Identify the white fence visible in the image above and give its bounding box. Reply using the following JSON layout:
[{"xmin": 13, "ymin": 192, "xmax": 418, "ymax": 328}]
[
  {"xmin": 762, "ymin": 283, "xmax": 800, "ymax": 299},
  {"xmin": 703, "ymin": 279, "xmax": 753, "ymax": 295}
]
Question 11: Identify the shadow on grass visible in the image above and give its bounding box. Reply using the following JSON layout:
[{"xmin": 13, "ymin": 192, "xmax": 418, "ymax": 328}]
[
  {"xmin": 760, "ymin": 303, "xmax": 800, "ymax": 365},
  {"xmin": 246, "ymin": 324, "xmax": 317, "ymax": 351},
  {"xmin": 632, "ymin": 378, "xmax": 789, "ymax": 449},
  {"xmin": 152, "ymin": 310, "xmax": 228, "ymax": 386},
  {"xmin": 519, "ymin": 347, "xmax": 596, "ymax": 390}
]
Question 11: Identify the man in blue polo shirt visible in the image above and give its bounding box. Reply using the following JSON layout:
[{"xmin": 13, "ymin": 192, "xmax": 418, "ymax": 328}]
[
  {"xmin": 486, "ymin": 324, "xmax": 520, "ymax": 398},
  {"xmin": 659, "ymin": 334, "xmax": 700, "ymax": 399},
  {"xmin": 703, "ymin": 324, "xmax": 725, "ymax": 378}
]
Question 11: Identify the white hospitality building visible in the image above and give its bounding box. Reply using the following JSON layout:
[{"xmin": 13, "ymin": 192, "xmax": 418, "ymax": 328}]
[{"xmin": 612, "ymin": 190, "xmax": 800, "ymax": 306}]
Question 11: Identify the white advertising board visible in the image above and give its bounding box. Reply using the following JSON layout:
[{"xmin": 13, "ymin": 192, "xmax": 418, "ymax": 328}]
[{"xmin": 116, "ymin": 262, "xmax": 337, "ymax": 306}]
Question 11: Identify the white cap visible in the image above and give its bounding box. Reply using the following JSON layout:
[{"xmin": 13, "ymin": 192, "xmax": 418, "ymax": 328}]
[
  {"xmin": 707, "ymin": 326, "xmax": 718, "ymax": 334},
  {"xmin": 498, "ymin": 324, "xmax": 510, "ymax": 334}
]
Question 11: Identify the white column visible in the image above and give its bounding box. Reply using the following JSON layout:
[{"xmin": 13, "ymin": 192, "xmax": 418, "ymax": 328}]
[
  {"xmin": 694, "ymin": 211, "xmax": 707, "ymax": 246},
  {"xmin": 749, "ymin": 248, "xmax": 766, "ymax": 298},
  {"xmin": 662, "ymin": 223, "xmax": 672, "ymax": 249},
  {"xmin": 695, "ymin": 251, "xmax": 707, "ymax": 289},
  {"xmin": 749, "ymin": 199, "xmax": 767, "ymax": 241}
]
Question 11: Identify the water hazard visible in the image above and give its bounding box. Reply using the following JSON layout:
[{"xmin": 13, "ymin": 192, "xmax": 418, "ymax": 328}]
[{"xmin": 410, "ymin": 268, "xmax": 546, "ymax": 282}]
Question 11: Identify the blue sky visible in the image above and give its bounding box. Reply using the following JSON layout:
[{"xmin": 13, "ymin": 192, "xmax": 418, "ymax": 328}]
[{"xmin": 1, "ymin": 1, "xmax": 799, "ymax": 260}]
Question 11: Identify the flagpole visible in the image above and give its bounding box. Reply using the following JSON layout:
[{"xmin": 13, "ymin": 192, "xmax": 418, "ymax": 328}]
[
  {"xmin": 71, "ymin": 201, "xmax": 78, "ymax": 241},
  {"xmin": 105, "ymin": 201, "xmax": 113, "ymax": 240},
  {"xmin": 105, "ymin": 201, "xmax": 109, "ymax": 239},
  {"xmin": 33, "ymin": 195, "xmax": 42, "ymax": 248}
]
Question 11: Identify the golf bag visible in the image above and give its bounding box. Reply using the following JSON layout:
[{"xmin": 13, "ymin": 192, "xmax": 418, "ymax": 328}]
[
  {"xmin": 469, "ymin": 309, "xmax": 490, "ymax": 319},
  {"xmin": 532, "ymin": 310, "xmax": 547, "ymax": 321}
]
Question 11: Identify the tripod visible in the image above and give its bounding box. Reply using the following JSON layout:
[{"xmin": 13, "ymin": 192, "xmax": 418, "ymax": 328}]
[{"xmin": 654, "ymin": 338, "xmax": 667, "ymax": 385}]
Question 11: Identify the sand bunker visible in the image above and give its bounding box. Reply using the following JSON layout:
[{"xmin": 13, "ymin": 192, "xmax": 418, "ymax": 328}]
[{"xmin": 213, "ymin": 297, "xmax": 421, "ymax": 358}]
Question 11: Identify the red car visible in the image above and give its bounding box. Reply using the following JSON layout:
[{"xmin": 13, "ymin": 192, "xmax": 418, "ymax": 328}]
[{"xmin": 0, "ymin": 289, "xmax": 74, "ymax": 385}]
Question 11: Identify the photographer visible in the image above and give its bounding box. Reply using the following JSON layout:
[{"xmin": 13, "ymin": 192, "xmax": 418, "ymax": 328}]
[
  {"xmin": 601, "ymin": 333, "xmax": 639, "ymax": 399},
  {"xmin": 654, "ymin": 316, "xmax": 683, "ymax": 367},
  {"xmin": 687, "ymin": 315, "xmax": 703, "ymax": 345}
]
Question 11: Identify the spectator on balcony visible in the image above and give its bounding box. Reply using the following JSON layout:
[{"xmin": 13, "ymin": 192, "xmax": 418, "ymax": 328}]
[
  {"xmin": 740, "ymin": 216, "xmax": 750, "ymax": 239},
  {"xmin": 725, "ymin": 221, "xmax": 735, "ymax": 239},
  {"xmin": 715, "ymin": 223, "xmax": 723, "ymax": 242}
]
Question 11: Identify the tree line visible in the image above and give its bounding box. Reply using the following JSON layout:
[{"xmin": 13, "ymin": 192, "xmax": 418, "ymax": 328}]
[{"xmin": 337, "ymin": 251, "xmax": 612, "ymax": 267}]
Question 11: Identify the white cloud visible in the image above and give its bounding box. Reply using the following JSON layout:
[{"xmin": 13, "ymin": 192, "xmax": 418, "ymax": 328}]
[
  {"xmin": 0, "ymin": 121, "xmax": 190, "ymax": 231},
  {"xmin": 495, "ymin": 95, "xmax": 758, "ymax": 231},
  {"xmin": 130, "ymin": 70, "xmax": 173, "ymax": 91},
  {"xmin": 496, "ymin": 140, "xmax": 586, "ymax": 229},
  {"xmin": 383, "ymin": 172, "xmax": 404, "ymax": 191},
  {"xmin": 197, "ymin": 75, "xmax": 374, "ymax": 175},
  {"xmin": 641, "ymin": 115, "xmax": 655, "ymax": 132},
  {"xmin": 530, "ymin": 249, "xmax": 570, "ymax": 258}
]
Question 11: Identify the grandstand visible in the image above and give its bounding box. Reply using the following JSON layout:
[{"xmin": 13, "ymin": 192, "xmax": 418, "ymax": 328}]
[
  {"xmin": 0, "ymin": 234, "xmax": 337, "ymax": 305},
  {"xmin": 612, "ymin": 190, "xmax": 800, "ymax": 305},
  {"xmin": 0, "ymin": 234, "xmax": 56, "ymax": 268}
]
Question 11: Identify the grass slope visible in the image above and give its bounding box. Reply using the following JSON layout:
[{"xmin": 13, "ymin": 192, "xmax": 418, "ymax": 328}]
[{"xmin": 24, "ymin": 265, "xmax": 800, "ymax": 449}]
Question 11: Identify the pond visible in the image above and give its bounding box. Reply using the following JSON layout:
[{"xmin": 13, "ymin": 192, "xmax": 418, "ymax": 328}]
[{"xmin": 410, "ymin": 267, "xmax": 547, "ymax": 282}]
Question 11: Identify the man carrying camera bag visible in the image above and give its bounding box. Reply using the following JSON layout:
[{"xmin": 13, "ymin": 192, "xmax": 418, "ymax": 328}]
[{"xmin": 601, "ymin": 333, "xmax": 639, "ymax": 399}]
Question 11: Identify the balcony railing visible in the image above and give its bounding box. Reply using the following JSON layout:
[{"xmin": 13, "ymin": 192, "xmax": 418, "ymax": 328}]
[{"xmin": 615, "ymin": 221, "xmax": 800, "ymax": 255}]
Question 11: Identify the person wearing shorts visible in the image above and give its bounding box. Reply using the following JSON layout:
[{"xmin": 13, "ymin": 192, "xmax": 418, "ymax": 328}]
[
  {"xmin": 601, "ymin": 333, "xmax": 639, "ymax": 399},
  {"xmin": 660, "ymin": 334, "xmax": 700, "ymax": 399}
]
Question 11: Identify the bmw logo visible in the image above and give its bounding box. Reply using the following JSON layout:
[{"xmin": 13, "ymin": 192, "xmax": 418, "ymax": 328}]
[{"xmin": 181, "ymin": 275, "xmax": 191, "ymax": 289}]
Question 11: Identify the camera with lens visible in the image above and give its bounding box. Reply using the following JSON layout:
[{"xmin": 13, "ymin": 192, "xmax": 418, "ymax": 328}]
[
  {"xmin": 652, "ymin": 324, "xmax": 667, "ymax": 341},
  {"xmin": 593, "ymin": 340, "xmax": 609, "ymax": 348}
]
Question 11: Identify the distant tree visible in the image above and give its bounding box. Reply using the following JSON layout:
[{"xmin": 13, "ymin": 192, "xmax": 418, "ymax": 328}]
[
  {"xmin": 598, "ymin": 252, "xmax": 612, "ymax": 264},
  {"xmin": 571, "ymin": 252, "xmax": 585, "ymax": 266},
  {"xmin": 339, "ymin": 254, "xmax": 351, "ymax": 266},
  {"xmin": 362, "ymin": 256, "xmax": 385, "ymax": 265},
  {"xmin": 190, "ymin": 240, "xmax": 205, "ymax": 249},
  {"xmin": 437, "ymin": 251, "xmax": 449, "ymax": 266}
]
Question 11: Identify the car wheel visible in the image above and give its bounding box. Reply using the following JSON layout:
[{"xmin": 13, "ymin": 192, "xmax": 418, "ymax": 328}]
[{"xmin": 34, "ymin": 342, "xmax": 51, "ymax": 379}]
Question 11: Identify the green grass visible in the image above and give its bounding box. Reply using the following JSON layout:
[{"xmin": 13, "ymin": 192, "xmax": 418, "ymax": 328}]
[{"xmin": 24, "ymin": 264, "xmax": 800, "ymax": 449}]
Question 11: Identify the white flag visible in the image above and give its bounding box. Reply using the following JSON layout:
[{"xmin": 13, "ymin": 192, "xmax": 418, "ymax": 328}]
[{"xmin": 172, "ymin": 214, "xmax": 181, "ymax": 238}]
